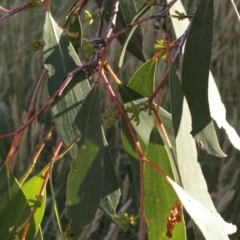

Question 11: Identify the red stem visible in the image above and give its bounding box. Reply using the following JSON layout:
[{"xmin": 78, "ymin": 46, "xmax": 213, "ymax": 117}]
[
  {"xmin": 100, "ymin": 70, "xmax": 146, "ymax": 239},
  {"xmin": 0, "ymin": 3, "xmax": 31, "ymax": 23}
]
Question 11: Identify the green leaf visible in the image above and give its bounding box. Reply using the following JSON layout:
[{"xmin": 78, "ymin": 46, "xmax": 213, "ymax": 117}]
[
  {"xmin": 43, "ymin": 10, "xmax": 90, "ymax": 160},
  {"xmin": 64, "ymin": 11, "xmax": 82, "ymax": 52},
  {"xmin": 66, "ymin": 85, "xmax": 104, "ymax": 239},
  {"xmin": 34, "ymin": 228, "xmax": 43, "ymax": 240},
  {"xmin": 95, "ymin": 0, "xmax": 145, "ymax": 62},
  {"xmin": 128, "ymin": 59, "xmax": 157, "ymax": 98},
  {"xmin": 181, "ymin": 0, "xmax": 225, "ymax": 157},
  {"xmin": 119, "ymin": 84, "xmax": 180, "ymax": 183},
  {"xmin": 0, "ymin": 174, "xmax": 46, "ymax": 240},
  {"xmin": 170, "ymin": 65, "xmax": 215, "ymax": 208},
  {"xmin": 182, "ymin": 0, "xmax": 212, "ymax": 134},
  {"xmin": 119, "ymin": 3, "xmax": 150, "ymax": 67},
  {"xmin": 169, "ymin": 66, "xmax": 236, "ymax": 239},
  {"xmin": 0, "ymin": 166, "xmax": 20, "ymax": 214},
  {"xmin": 144, "ymin": 128, "xmax": 186, "ymax": 240},
  {"xmin": 99, "ymin": 141, "xmax": 120, "ymax": 221}
]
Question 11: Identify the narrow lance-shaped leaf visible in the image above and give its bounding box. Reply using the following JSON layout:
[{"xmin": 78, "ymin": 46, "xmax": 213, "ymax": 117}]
[
  {"xmin": 181, "ymin": 0, "xmax": 225, "ymax": 157},
  {"xmin": 43, "ymin": 10, "xmax": 90, "ymax": 160},
  {"xmin": 144, "ymin": 128, "xmax": 186, "ymax": 240},
  {"xmin": 169, "ymin": 37, "xmax": 236, "ymax": 240},
  {"xmin": 167, "ymin": 0, "xmax": 240, "ymax": 150},
  {"xmin": 119, "ymin": 3, "xmax": 150, "ymax": 67},
  {"xmin": 66, "ymin": 85, "xmax": 104, "ymax": 239}
]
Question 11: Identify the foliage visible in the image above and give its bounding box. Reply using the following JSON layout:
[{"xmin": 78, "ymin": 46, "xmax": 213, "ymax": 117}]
[{"xmin": 0, "ymin": 0, "xmax": 240, "ymax": 239}]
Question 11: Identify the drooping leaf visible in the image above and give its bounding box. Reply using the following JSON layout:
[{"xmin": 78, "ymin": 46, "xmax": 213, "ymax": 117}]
[
  {"xmin": 169, "ymin": 63, "xmax": 237, "ymax": 239},
  {"xmin": 95, "ymin": 0, "xmax": 145, "ymax": 62},
  {"xmin": 170, "ymin": 65, "xmax": 216, "ymax": 207},
  {"xmin": 43, "ymin": 10, "xmax": 90, "ymax": 160},
  {"xmin": 119, "ymin": 3, "xmax": 150, "ymax": 67},
  {"xmin": 66, "ymin": 85, "xmax": 104, "ymax": 239},
  {"xmin": 144, "ymin": 128, "xmax": 186, "ymax": 240},
  {"xmin": 168, "ymin": 0, "xmax": 240, "ymax": 150},
  {"xmin": 181, "ymin": 0, "xmax": 225, "ymax": 157},
  {"xmin": 168, "ymin": 177, "xmax": 237, "ymax": 240},
  {"xmin": 100, "ymin": 138, "xmax": 120, "ymax": 221},
  {"xmin": 0, "ymin": 174, "xmax": 46, "ymax": 240}
]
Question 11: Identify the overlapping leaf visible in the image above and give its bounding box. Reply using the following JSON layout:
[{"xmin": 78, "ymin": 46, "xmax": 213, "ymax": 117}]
[
  {"xmin": 0, "ymin": 174, "xmax": 46, "ymax": 240},
  {"xmin": 168, "ymin": 6, "xmax": 237, "ymax": 237},
  {"xmin": 43, "ymin": 10, "xmax": 90, "ymax": 160},
  {"xmin": 66, "ymin": 85, "xmax": 104, "ymax": 239},
  {"xmin": 181, "ymin": 0, "xmax": 225, "ymax": 157},
  {"xmin": 119, "ymin": 3, "xmax": 150, "ymax": 67}
]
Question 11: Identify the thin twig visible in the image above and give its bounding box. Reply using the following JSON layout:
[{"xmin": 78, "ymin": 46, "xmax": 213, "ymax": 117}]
[
  {"xmin": 66, "ymin": 0, "xmax": 89, "ymax": 30},
  {"xmin": 105, "ymin": 0, "xmax": 120, "ymax": 38},
  {"xmin": 5, "ymin": 69, "xmax": 47, "ymax": 169},
  {"xmin": 0, "ymin": 64, "xmax": 88, "ymax": 140},
  {"xmin": 148, "ymin": 23, "xmax": 190, "ymax": 103},
  {"xmin": 0, "ymin": 3, "xmax": 31, "ymax": 23},
  {"xmin": 97, "ymin": 0, "xmax": 108, "ymax": 37},
  {"xmin": 100, "ymin": 70, "xmax": 146, "ymax": 239},
  {"xmin": 107, "ymin": 0, "xmax": 177, "ymax": 44}
]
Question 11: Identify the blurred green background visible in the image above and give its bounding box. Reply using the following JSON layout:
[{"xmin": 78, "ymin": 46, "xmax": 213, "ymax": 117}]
[{"xmin": 0, "ymin": 0, "xmax": 240, "ymax": 239}]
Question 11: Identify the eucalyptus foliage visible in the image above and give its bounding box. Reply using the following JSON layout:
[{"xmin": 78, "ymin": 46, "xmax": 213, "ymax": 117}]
[{"xmin": 0, "ymin": 0, "xmax": 239, "ymax": 239}]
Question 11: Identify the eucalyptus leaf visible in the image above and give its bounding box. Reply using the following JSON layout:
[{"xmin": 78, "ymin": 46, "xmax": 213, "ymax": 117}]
[
  {"xmin": 168, "ymin": 177, "xmax": 237, "ymax": 240},
  {"xmin": 144, "ymin": 128, "xmax": 186, "ymax": 240},
  {"xmin": 66, "ymin": 85, "xmax": 104, "ymax": 239},
  {"xmin": 119, "ymin": 3, "xmax": 150, "ymax": 67},
  {"xmin": 181, "ymin": 0, "xmax": 225, "ymax": 157},
  {"xmin": 0, "ymin": 166, "xmax": 20, "ymax": 214},
  {"xmin": 0, "ymin": 174, "xmax": 46, "ymax": 240},
  {"xmin": 100, "ymin": 140, "xmax": 120, "ymax": 221},
  {"xmin": 43, "ymin": 10, "xmax": 90, "ymax": 160}
]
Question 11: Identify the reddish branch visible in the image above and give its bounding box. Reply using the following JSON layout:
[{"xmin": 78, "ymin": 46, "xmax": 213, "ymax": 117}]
[{"xmin": 0, "ymin": 2, "xmax": 36, "ymax": 23}]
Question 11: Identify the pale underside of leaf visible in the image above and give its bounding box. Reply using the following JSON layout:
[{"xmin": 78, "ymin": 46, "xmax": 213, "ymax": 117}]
[
  {"xmin": 168, "ymin": 177, "xmax": 237, "ymax": 240},
  {"xmin": 167, "ymin": 0, "xmax": 240, "ymax": 150},
  {"xmin": 168, "ymin": 0, "xmax": 237, "ymax": 237}
]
